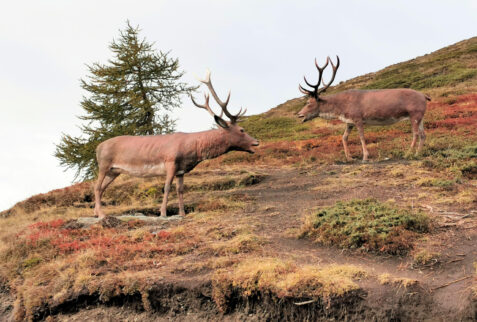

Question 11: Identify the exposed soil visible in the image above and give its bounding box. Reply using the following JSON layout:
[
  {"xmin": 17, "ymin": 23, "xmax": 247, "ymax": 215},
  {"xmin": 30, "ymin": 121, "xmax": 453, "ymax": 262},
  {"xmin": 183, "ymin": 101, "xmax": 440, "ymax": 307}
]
[
  {"xmin": 3, "ymin": 161, "xmax": 477, "ymax": 321},
  {"xmin": 239, "ymin": 163, "xmax": 477, "ymax": 320}
]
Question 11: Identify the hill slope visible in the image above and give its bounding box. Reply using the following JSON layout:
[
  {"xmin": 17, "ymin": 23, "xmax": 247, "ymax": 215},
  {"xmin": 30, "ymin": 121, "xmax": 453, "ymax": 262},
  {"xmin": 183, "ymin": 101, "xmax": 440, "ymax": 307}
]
[
  {"xmin": 224, "ymin": 37, "xmax": 477, "ymax": 168},
  {"xmin": 1, "ymin": 37, "xmax": 477, "ymax": 321},
  {"xmin": 251, "ymin": 36, "xmax": 477, "ymax": 122}
]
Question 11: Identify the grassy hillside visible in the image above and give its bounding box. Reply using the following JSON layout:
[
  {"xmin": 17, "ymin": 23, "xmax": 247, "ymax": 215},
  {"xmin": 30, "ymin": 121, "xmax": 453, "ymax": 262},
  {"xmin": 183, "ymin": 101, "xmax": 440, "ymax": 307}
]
[
  {"xmin": 331, "ymin": 37, "xmax": 477, "ymax": 97},
  {"xmin": 208, "ymin": 37, "xmax": 477, "ymax": 171},
  {"xmin": 1, "ymin": 37, "xmax": 477, "ymax": 320},
  {"xmin": 239, "ymin": 36, "xmax": 477, "ymax": 144}
]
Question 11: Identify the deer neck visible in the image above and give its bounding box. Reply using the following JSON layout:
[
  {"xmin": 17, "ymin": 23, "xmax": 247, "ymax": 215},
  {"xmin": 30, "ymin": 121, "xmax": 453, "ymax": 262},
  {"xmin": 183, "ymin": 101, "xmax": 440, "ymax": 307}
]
[
  {"xmin": 318, "ymin": 96, "xmax": 346, "ymax": 120},
  {"xmin": 196, "ymin": 129, "xmax": 231, "ymax": 161}
]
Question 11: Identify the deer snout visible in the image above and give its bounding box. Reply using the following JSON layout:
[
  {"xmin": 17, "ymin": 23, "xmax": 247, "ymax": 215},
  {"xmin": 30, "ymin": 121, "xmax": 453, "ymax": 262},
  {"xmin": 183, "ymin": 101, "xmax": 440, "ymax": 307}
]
[
  {"xmin": 297, "ymin": 112, "xmax": 308, "ymax": 122},
  {"xmin": 246, "ymin": 139, "xmax": 259, "ymax": 154}
]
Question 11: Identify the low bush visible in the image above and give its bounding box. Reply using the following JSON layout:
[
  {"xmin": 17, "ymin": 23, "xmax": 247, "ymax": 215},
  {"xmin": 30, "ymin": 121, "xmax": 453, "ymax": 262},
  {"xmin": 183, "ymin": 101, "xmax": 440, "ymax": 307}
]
[{"xmin": 299, "ymin": 199, "xmax": 431, "ymax": 254}]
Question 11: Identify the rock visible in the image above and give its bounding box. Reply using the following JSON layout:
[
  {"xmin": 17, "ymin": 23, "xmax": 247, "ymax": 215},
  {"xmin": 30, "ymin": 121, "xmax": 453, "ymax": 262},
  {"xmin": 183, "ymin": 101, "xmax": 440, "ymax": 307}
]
[
  {"xmin": 75, "ymin": 214, "xmax": 183, "ymax": 227},
  {"xmin": 100, "ymin": 216, "xmax": 124, "ymax": 228}
]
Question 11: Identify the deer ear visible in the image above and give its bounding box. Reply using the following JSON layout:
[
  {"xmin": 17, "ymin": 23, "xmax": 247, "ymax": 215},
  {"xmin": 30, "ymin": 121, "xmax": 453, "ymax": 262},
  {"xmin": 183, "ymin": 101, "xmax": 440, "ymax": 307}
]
[{"xmin": 214, "ymin": 115, "xmax": 229, "ymax": 129}]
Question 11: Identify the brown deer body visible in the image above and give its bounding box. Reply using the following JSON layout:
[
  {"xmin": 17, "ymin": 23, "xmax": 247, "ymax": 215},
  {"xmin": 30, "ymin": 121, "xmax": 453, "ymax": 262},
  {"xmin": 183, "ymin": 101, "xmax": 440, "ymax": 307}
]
[
  {"xmin": 94, "ymin": 71, "xmax": 259, "ymax": 218},
  {"xmin": 298, "ymin": 57, "xmax": 429, "ymax": 161}
]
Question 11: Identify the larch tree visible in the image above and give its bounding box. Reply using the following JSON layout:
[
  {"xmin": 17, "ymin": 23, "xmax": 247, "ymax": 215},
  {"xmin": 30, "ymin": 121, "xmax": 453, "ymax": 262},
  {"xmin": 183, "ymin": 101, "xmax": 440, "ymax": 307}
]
[{"xmin": 55, "ymin": 22, "xmax": 196, "ymax": 180}]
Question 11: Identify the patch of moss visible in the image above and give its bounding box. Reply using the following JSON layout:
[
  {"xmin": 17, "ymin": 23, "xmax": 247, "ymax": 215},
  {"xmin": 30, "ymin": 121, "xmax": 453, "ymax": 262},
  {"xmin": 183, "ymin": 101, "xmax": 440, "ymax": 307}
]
[
  {"xmin": 22, "ymin": 257, "xmax": 42, "ymax": 269},
  {"xmin": 417, "ymin": 178, "xmax": 455, "ymax": 190},
  {"xmin": 299, "ymin": 199, "xmax": 431, "ymax": 254}
]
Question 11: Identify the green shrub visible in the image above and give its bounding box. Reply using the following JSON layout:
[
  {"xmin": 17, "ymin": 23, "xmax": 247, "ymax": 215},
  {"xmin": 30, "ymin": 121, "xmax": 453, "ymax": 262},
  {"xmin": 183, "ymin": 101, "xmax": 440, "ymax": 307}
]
[
  {"xmin": 460, "ymin": 162, "xmax": 477, "ymax": 179},
  {"xmin": 417, "ymin": 178, "xmax": 455, "ymax": 190},
  {"xmin": 421, "ymin": 144, "xmax": 477, "ymax": 177},
  {"xmin": 300, "ymin": 199, "xmax": 431, "ymax": 254}
]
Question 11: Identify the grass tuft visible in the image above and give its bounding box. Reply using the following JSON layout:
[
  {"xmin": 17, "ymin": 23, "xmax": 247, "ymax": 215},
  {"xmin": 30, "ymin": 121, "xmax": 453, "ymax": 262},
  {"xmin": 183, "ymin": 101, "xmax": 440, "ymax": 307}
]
[
  {"xmin": 412, "ymin": 250, "xmax": 440, "ymax": 266},
  {"xmin": 212, "ymin": 258, "xmax": 365, "ymax": 312}
]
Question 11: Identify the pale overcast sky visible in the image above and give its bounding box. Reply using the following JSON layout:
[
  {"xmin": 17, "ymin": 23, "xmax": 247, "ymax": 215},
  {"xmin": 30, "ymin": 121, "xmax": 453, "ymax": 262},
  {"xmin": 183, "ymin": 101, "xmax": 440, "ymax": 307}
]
[{"xmin": 1, "ymin": 0, "xmax": 476, "ymax": 211}]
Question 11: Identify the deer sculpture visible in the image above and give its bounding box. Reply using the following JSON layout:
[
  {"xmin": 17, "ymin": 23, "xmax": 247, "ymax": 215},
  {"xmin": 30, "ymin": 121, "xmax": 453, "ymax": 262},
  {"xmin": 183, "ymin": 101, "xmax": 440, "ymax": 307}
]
[
  {"xmin": 297, "ymin": 56, "xmax": 429, "ymax": 161},
  {"xmin": 94, "ymin": 70, "xmax": 259, "ymax": 218}
]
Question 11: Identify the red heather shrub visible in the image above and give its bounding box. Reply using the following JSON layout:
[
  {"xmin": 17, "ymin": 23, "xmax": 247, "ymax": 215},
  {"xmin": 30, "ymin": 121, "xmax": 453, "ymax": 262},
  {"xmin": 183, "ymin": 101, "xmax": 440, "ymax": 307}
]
[
  {"xmin": 28, "ymin": 219, "xmax": 65, "ymax": 230},
  {"xmin": 156, "ymin": 231, "xmax": 172, "ymax": 240},
  {"xmin": 426, "ymin": 94, "xmax": 477, "ymax": 131},
  {"xmin": 53, "ymin": 240, "xmax": 84, "ymax": 253},
  {"xmin": 23, "ymin": 219, "xmax": 66, "ymax": 246},
  {"xmin": 16, "ymin": 217, "xmax": 195, "ymax": 265}
]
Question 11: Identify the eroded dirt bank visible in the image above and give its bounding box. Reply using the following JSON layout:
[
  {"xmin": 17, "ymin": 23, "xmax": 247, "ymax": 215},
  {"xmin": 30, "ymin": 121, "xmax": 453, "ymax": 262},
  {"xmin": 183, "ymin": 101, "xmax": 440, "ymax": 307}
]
[{"xmin": 3, "ymin": 278, "xmax": 473, "ymax": 321}]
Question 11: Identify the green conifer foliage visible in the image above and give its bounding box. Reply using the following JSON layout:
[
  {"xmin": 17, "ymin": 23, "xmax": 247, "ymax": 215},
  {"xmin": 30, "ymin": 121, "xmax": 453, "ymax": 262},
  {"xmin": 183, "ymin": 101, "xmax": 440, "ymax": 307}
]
[{"xmin": 55, "ymin": 22, "xmax": 195, "ymax": 180}]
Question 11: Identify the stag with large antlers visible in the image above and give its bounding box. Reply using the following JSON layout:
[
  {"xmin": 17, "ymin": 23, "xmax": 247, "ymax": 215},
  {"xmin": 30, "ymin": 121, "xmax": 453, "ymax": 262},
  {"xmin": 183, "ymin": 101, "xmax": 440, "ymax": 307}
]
[
  {"xmin": 298, "ymin": 56, "xmax": 429, "ymax": 161},
  {"xmin": 94, "ymin": 70, "xmax": 259, "ymax": 218}
]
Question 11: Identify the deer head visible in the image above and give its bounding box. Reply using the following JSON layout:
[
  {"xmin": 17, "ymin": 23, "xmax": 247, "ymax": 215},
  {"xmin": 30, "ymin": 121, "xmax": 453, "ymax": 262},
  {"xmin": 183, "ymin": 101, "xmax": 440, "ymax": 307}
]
[
  {"xmin": 297, "ymin": 56, "xmax": 340, "ymax": 122},
  {"xmin": 191, "ymin": 70, "xmax": 259, "ymax": 153}
]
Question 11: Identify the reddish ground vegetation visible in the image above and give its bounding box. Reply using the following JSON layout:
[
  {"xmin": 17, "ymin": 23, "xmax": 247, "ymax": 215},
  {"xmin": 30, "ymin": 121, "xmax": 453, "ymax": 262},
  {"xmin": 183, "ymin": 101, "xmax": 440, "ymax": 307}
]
[
  {"xmin": 15, "ymin": 219, "xmax": 197, "ymax": 268},
  {"xmin": 427, "ymin": 94, "xmax": 477, "ymax": 130}
]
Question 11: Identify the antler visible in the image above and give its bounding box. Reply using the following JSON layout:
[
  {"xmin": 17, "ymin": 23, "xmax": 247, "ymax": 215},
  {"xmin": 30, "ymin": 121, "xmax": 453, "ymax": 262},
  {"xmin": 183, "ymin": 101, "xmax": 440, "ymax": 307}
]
[
  {"xmin": 197, "ymin": 70, "xmax": 245, "ymax": 123},
  {"xmin": 190, "ymin": 93, "xmax": 223, "ymax": 118},
  {"xmin": 318, "ymin": 56, "xmax": 340, "ymax": 95},
  {"xmin": 299, "ymin": 57, "xmax": 329, "ymax": 97},
  {"xmin": 299, "ymin": 56, "xmax": 340, "ymax": 98}
]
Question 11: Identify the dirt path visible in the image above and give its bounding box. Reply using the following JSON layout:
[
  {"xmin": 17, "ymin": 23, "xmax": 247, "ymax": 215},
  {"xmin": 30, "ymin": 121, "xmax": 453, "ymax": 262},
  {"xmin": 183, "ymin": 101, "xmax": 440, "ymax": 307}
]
[{"xmin": 238, "ymin": 162, "xmax": 477, "ymax": 317}]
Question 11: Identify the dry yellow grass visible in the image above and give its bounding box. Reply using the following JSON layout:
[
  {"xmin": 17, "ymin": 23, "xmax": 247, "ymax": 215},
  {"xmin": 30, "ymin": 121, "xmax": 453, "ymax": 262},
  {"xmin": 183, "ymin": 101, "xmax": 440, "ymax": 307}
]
[
  {"xmin": 0, "ymin": 171, "xmax": 272, "ymax": 320},
  {"xmin": 378, "ymin": 273, "xmax": 419, "ymax": 288},
  {"xmin": 212, "ymin": 257, "xmax": 366, "ymax": 311},
  {"xmin": 412, "ymin": 249, "xmax": 440, "ymax": 266}
]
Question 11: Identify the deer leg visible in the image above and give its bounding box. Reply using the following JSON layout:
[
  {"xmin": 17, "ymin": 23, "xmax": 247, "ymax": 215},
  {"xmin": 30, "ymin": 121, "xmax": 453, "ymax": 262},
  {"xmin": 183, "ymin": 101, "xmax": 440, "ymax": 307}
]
[
  {"xmin": 94, "ymin": 170, "xmax": 107, "ymax": 218},
  {"xmin": 417, "ymin": 119, "xmax": 426, "ymax": 155},
  {"xmin": 94, "ymin": 172, "xmax": 118, "ymax": 219},
  {"xmin": 342, "ymin": 123, "xmax": 354, "ymax": 161},
  {"xmin": 160, "ymin": 166, "xmax": 176, "ymax": 217},
  {"xmin": 101, "ymin": 173, "xmax": 119, "ymax": 191},
  {"xmin": 176, "ymin": 175, "xmax": 185, "ymax": 216},
  {"xmin": 356, "ymin": 123, "xmax": 369, "ymax": 161},
  {"xmin": 410, "ymin": 118, "xmax": 419, "ymax": 151}
]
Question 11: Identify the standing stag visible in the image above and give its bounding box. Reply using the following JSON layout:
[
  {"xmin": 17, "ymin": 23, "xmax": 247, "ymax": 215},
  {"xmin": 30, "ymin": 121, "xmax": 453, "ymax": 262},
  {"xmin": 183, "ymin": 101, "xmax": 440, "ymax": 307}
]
[
  {"xmin": 94, "ymin": 70, "xmax": 259, "ymax": 218},
  {"xmin": 297, "ymin": 56, "xmax": 429, "ymax": 161}
]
